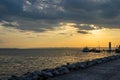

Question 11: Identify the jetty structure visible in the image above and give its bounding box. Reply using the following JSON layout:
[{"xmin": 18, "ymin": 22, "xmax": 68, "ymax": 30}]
[
  {"xmin": 82, "ymin": 42, "xmax": 120, "ymax": 53},
  {"xmin": 82, "ymin": 41, "xmax": 101, "ymax": 53},
  {"xmin": 115, "ymin": 45, "xmax": 120, "ymax": 53}
]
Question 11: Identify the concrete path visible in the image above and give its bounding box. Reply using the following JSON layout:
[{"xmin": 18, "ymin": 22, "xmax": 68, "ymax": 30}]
[{"xmin": 48, "ymin": 59, "xmax": 120, "ymax": 80}]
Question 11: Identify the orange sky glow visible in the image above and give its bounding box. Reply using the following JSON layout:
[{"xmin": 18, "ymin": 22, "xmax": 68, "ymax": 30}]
[{"xmin": 0, "ymin": 24, "xmax": 119, "ymax": 48}]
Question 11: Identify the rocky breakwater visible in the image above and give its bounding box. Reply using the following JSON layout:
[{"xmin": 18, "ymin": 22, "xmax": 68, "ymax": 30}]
[{"xmin": 8, "ymin": 55, "xmax": 120, "ymax": 80}]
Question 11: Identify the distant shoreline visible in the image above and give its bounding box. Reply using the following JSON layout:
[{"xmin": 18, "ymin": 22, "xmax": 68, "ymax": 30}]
[{"xmin": 0, "ymin": 47, "xmax": 115, "ymax": 49}]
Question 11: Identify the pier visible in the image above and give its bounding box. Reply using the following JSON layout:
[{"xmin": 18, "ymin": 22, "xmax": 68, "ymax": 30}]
[
  {"xmin": 82, "ymin": 42, "xmax": 120, "ymax": 53},
  {"xmin": 49, "ymin": 58, "xmax": 120, "ymax": 80}
]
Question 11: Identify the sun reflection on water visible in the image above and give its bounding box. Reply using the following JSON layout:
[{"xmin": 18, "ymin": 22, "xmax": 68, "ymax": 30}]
[{"xmin": 0, "ymin": 50, "xmax": 115, "ymax": 78}]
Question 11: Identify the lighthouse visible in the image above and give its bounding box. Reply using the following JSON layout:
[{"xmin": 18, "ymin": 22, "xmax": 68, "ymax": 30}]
[{"xmin": 109, "ymin": 42, "xmax": 112, "ymax": 51}]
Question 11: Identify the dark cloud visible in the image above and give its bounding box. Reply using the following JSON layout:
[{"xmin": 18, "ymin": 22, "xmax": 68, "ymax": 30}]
[
  {"xmin": 0, "ymin": 0, "xmax": 24, "ymax": 19},
  {"xmin": 73, "ymin": 24, "xmax": 100, "ymax": 34},
  {"xmin": 1, "ymin": 21, "xmax": 19, "ymax": 27},
  {"xmin": 0, "ymin": 0, "xmax": 120, "ymax": 33},
  {"xmin": 74, "ymin": 24, "xmax": 103, "ymax": 30},
  {"xmin": 1, "ymin": 19, "xmax": 60, "ymax": 32},
  {"xmin": 77, "ymin": 30, "xmax": 90, "ymax": 34}
]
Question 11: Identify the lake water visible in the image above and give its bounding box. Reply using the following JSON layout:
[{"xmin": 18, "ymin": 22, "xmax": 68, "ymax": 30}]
[{"xmin": 0, "ymin": 48, "xmax": 115, "ymax": 79}]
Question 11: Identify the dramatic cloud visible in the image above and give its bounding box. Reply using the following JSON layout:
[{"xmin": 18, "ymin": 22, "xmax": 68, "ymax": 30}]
[
  {"xmin": 1, "ymin": 21, "xmax": 19, "ymax": 27},
  {"xmin": 74, "ymin": 24, "xmax": 103, "ymax": 30},
  {"xmin": 77, "ymin": 30, "xmax": 90, "ymax": 34},
  {"xmin": 0, "ymin": 0, "xmax": 120, "ymax": 33}
]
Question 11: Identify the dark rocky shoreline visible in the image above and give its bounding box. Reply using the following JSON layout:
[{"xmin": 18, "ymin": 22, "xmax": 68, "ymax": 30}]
[{"xmin": 7, "ymin": 54, "xmax": 120, "ymax": 80}]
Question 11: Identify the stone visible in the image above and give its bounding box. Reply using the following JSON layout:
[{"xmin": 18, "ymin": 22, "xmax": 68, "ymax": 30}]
[
  {"xmin": 42, "ymin": 71, "xmax": 54, "ymax": 78},
  {"xmin": 79, "ymin": 62, "xmax": 88, "ymax": 69},
  {"xmin": 52, "ymin": 70, "xmax": 60, "ymax": 76},
  {"xmin": 57, "ymin": 67, "xmax": 70, "ymax": 74},
  {"xmin": 33, "ymin": 70, "xmax": 42, "ymax": 76},
  {"xmin": 8, "ymin": 75, "xmax": 19, "ymax": 80}
]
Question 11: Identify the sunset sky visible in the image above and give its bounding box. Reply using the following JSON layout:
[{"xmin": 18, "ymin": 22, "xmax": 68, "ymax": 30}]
[{"xmin": 0, "ymin": 0, "xmax": 120, "ymax": 48}]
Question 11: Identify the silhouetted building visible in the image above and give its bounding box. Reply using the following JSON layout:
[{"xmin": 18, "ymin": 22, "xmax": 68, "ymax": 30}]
[{"xmin": 109, "ymin": 42, "xmax": 112, "ymax": 51}]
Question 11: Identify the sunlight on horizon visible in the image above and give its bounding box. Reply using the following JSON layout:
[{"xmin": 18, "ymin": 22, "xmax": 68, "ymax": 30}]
[{"xmin": 0, "ymin": 24, "xmax": 120, "ymax": 48}]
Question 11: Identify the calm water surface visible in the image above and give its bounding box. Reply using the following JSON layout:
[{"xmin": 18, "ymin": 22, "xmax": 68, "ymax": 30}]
[{"xmin": 0, "ymin": 48, "xmax": 115, "ymax": 79}]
